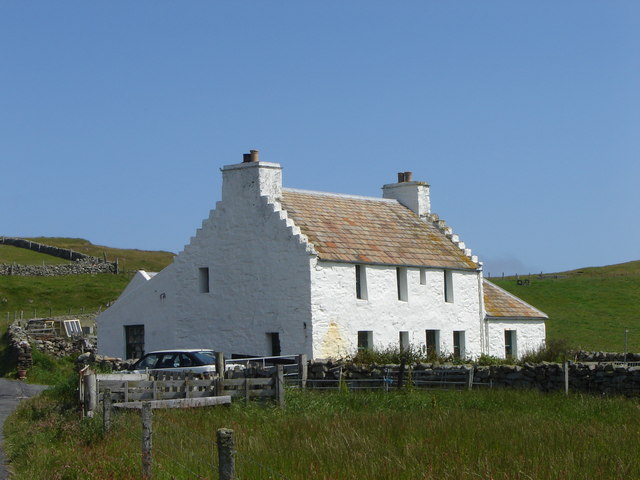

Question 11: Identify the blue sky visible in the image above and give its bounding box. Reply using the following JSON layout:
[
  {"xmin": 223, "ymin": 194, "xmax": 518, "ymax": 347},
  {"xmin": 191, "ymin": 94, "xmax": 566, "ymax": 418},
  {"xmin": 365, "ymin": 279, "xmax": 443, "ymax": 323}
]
[{"xmin": 2, "ymin": 2, "xmax": 638, "ymax": 275}]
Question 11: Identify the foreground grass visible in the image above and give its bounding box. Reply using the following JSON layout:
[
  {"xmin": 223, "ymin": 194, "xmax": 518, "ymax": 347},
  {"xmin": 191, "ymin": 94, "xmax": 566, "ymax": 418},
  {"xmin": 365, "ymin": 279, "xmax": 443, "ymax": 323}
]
[
  {"xmin": 5, "ymin": 386, "xmax": 640, "ymax": 480},
  {"xmin": 494, "ymin": 269, "xmax": 640, "ymax": 352}
]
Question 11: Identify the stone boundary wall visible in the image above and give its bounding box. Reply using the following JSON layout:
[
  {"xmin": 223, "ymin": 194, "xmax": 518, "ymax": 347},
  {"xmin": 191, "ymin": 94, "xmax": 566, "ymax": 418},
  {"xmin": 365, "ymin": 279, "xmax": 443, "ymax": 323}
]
[
  {"xmin": 7, "ymin": 319, "xmax": 97, "ymax": 372},
  {"xmin": 0, "ymin": 261, "xmax": 117, "ymax": 276},
  {"xmin": 0, "ymin": 237, "xmax": 118, "ymax": 276},
  {"xmin": 308, "ymin": 359, "xmax": 640, "ymax": 396}
]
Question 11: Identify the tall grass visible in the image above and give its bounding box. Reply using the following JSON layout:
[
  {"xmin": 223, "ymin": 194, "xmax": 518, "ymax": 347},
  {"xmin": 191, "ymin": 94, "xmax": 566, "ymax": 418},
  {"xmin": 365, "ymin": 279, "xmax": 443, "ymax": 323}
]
[{"xmin": 5, "ymin": 382, "xmax": 640, "ymax": 480}]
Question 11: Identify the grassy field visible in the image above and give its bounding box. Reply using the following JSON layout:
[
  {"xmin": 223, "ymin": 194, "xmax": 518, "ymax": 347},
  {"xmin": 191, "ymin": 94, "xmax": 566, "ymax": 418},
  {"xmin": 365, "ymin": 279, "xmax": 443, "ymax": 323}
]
[
  {"xmin": 5, "ymin": 387, "xmax": 640, "ymax": 480},
  {"xmin": 0, "ymin": 245, "xmax": 72, "ymax": 265},
  {"xmin": 0, "ymin": 274, "xmax": 133, "ymax": 320},
  {"xmin": 492, "ymin": 260, "xmax": 640, "ymax": 352}
]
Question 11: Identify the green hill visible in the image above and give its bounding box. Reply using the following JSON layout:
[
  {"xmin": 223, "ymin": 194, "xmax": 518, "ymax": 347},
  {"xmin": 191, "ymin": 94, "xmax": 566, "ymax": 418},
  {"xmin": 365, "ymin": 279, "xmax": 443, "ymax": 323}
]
[
  {"xmin": 492, "ymin": 260, "xmax": 640, "ymax": 353},
  {"xmin": 0, "ymin": 237, "xmax": 175, "ymax": 322}
]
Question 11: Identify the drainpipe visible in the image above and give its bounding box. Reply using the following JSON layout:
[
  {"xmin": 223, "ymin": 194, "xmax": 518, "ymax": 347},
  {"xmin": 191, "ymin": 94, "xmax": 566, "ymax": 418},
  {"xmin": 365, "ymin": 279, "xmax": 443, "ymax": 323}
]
[{"xmin": 476, "ymin": 262, "xmax": 487, "ymax": 356}]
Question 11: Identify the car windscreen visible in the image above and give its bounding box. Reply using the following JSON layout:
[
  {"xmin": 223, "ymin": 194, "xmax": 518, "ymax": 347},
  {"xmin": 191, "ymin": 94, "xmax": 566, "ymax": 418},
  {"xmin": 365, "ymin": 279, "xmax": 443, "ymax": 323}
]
[{"xmin": 191, "ymin": 351, "xmax": 216, "ymax": 365}]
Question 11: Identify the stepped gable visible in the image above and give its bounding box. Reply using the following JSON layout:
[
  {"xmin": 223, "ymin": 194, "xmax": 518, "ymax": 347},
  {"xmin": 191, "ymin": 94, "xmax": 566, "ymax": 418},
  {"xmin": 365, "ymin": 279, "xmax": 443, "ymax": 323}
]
[
  {"xmin": 280, "ymin": 188, "xmax": 478, "ymax": 270},
  {"xmin": 483, "ymin": 279, "xmax": 548, "ymax": 319}
]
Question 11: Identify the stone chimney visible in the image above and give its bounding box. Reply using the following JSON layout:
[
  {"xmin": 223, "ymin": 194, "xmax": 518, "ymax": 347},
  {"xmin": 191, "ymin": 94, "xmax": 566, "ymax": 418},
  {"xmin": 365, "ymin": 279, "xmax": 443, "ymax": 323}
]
[
  {"xmin": 382, "ymin": 171, "xmax": 430, "ymax": 219},
  {"xmin": 221, "ymin": 150, "xmax": 282, "ymax": 203}
]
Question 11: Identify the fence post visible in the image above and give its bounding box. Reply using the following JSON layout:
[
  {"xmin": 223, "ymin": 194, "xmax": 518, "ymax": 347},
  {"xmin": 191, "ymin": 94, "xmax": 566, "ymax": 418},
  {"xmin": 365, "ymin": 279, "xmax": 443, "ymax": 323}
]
[
  {"xmin": 564, "ymin": 361, "xmax": 569, "ymax": 395},
  {"xmin": 217, "ymin": 428, "xmax": 236, "ymax": 480},
  {"xmin": 276, "ymin": 364, "xmax": 285, "ymax": 407},
  {"xmin": 141, "ymin": 402, "xmax": 153, "ymax": 479},
  {"xmin": 216, "ymin": 351, "xmax": 226, "ymax": 397},
  {"xmin": 467, "ymin": 367, "xmax": 474, "ymax": 391},
  {"xmin": 298, "ymin": 354, "xmax": 308, "ymax": 390},
  {"xmin": 83, "ymin": 371, "xmax": 97, "ymax": 417},
  {"xmin": 216, "ymin": 351, "xmax": 226, "ymax": 378},
  {"xmin": 103, "ymin": 388, "xmax": 112, "ymax": 433}
]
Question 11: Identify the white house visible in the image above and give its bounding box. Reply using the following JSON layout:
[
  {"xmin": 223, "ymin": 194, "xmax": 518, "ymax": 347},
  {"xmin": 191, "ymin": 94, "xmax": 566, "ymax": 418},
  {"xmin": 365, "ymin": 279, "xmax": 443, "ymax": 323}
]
[{"xmin": 97, "ymin": 150, "xmax": 547, "ymax": 360}]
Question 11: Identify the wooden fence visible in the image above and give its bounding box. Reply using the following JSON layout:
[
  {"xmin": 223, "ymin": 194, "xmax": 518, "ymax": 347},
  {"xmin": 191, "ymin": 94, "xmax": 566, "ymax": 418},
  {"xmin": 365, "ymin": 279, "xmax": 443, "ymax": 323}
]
[{"xmin": 80, "ymin": 366, "xmax": 286, "ymax": 416}]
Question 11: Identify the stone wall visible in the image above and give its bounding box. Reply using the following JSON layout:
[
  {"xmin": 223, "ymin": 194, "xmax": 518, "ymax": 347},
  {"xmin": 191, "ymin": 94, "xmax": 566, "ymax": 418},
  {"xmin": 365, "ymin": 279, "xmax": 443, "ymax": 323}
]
[
  {"xmin": 0, "ymin": 237, "xmax": 118, "ymax": 276},
  {"xmin": 307, "ymin": 359, "xmax": 640, "ymax": 396},
  {"xmin": 6, "ymin": 320, "xmax": 97, "ymax": 374},
  {"xmin": 0, "ymin": 260, "xmax": 117, "ymax": 276}
]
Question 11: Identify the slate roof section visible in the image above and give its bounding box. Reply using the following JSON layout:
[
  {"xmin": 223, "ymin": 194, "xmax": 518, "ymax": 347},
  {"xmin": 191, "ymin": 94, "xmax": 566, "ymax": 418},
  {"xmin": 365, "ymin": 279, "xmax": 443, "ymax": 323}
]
[
  {"xmin": 483, "ymin": 279, "xmax": 548, "ymax": 319},
  {"xmin": 280, "ymin": 189, "xmax": 478, "ymax": 270}
]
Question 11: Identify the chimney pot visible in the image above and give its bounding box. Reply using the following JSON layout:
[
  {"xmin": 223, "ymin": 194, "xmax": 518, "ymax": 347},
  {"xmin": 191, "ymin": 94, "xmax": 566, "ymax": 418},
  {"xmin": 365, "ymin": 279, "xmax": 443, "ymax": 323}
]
[
  {"xmin": 397, "ymin": 172, "xmax": 405, "ymax": 183},
  {"xmin": 404, "ymin": 171, "xmax": 413, "ymax": 182},
  {"xmin": 243, "ymin": 150, "xmax": 260, "ymax": 163}
]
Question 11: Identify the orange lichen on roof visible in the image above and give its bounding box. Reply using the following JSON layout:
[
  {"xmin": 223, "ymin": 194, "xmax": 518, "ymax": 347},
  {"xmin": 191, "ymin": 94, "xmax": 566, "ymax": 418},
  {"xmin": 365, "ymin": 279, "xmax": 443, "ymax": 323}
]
[
  {"xmin": 280, "ymin": 189, "xmax": 478, "ymax": 270},
  {"xmin": 483, "ymin": 280, "xmax": 547, "ymax": 319}
]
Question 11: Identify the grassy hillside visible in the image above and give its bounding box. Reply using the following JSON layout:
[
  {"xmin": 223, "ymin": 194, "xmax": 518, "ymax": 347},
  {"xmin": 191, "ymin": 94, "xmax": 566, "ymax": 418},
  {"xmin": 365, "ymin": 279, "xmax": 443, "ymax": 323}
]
[
  {"xmin": 0, "ymin": 237, "xmax": 174, "ymax": 322},
  {"xmin": 25, "ymin": 237, "xmax": 175, "ymax": 272},
  {"xmin": 492, "ymin": 260, "xmax": 640, "ymax": 352},
  {"xmin": 0, "ymin": 274, "xmax": 133, "ymax": 319},
  {"xmin": 0, "ymin": 245, "xmax": 72, "ymax": 265}
]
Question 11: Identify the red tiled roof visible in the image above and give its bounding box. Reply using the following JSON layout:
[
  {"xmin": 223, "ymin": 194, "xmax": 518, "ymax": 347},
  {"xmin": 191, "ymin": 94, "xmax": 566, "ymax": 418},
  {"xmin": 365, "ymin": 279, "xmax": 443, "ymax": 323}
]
[
  {"xmin": 483, "ymin": 280, "xmax": 547, "ymax": 319},
  {"xmin": 280, "ymin": 189, "xmax": 478, "ymax": 270}
]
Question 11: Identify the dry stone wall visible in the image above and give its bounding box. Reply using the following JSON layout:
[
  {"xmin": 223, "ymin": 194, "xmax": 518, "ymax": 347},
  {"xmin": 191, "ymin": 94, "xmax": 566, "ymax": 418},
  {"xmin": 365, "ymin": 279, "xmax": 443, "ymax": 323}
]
[
  {"xmin": 0, "ymin": 260, "xmax": 117, "ymax": 276},
  {"xmin": 0, "ymin": 237, "xmax": 118, "ymax": 276},
  {"xmin": 307, "ymin": 359, "xmax": 640, "ymax": 397}
]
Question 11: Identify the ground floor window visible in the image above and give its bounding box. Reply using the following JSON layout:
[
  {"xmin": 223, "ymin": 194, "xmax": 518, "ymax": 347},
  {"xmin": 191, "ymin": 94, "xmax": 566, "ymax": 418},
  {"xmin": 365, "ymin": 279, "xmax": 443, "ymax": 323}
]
[
  {"xmin": 453, "ymin": 330, "xmax": 465, "ymax": 359},
  {"xmin": 125, "ymin": 325, "xmax": 145, "ymax": 360},
  {"xmin": 267, "ymin": 332, "xmax": 281, "ymax": 356},
  {"xmin": 358, "ymin": 330, "xmax": 374, "ymax": 351},
  {"xmin": 399, "ymin": 331, "xmax": 410, "ymax": 352},
  {"xmin": 426, "ymin": 329, "xmax": 440, "ymax": 357},
  {"xmin": 505, "ymin": 330, "xmax": 517, "ymax": 358}
]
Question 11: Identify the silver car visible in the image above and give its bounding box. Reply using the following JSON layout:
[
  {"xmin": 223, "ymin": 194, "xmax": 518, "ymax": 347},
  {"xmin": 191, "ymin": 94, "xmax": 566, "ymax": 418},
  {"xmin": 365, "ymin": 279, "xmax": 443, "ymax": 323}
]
[{"xmin": 130, "ymin": 349, "xmax": 217, "ymax": 374}]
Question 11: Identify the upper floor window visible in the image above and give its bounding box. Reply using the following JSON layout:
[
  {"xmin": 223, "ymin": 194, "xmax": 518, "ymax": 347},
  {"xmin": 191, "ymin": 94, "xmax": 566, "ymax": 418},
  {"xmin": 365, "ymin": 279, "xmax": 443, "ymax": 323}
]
[
  {"xmin": 198, "ymin": 267, "xmax": 210, "ymax": 293},
  {"xmin": 397, "ymin": 267, "xmax": 408, "ymax": 302},
  {"xmin": 355, "ymin": 265, "xmax": 368, "ymax": 300},
  {"xmin": 444, "ymin": 270, "xmax": 454, "ymax": 303}
]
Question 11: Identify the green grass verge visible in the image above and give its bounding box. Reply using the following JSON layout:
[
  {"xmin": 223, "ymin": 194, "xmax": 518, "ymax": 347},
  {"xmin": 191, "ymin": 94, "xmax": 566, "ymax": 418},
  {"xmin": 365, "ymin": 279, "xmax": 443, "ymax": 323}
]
[{"xmin": 5, "ymin": 386, "xmax": 640, "ymax": 479}]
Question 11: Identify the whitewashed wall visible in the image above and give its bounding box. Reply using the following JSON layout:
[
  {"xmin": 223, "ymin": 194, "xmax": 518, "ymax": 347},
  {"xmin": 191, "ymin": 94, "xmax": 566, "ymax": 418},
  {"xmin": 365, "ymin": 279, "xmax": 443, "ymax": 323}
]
[
  {"xmin": 98, "ymin": 162, "xmax": 316, "ymax": 359},
  {"xmin": 310, "ymin": 261, "xmax": 483, "ymax": 359},
  {"xmin": 485, "ymin": 320, "xmax": 546, "ymax": 359}
]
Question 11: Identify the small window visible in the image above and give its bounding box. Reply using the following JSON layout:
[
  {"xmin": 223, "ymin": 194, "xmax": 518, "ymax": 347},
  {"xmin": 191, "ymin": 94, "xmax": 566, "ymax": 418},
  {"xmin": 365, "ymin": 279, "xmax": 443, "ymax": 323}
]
[
  {"xmin": 453, "ymin": 330, "xmax": 465, "ymax": 359},
  {"xmin": 357, "ymin": 330, "xmax": 373, "ymax": 351},
  {"xmin": 505, "ymin": 330, "xmax": 517, "ymax": 358},
  {"xmin": 426, "ymin": 329, "xmax": 440, "ymax": 357},
  {"xmin": 444, "ymin": 270, "xmax": 454, "ymax": 303},
  {"xmin": 125, "ymin": 324, "xmax": 145, "ymax": 360},
  {"xmin": 419, "ymin": 268, "xmax": 426, "ymax": 285},
  {"xmin": 397, "ymin": 267, "xmax": 408, "ymax": 302},
  {"xmin": 399, "ymin": 331, "xmax": 410, "ymax": 352},
  {"xmin": 355, "ymin": 265, "xmax": 368, "ymax": 300},
  {"xmin": 199, "ymin": 267, "xmax": 210, "ymax": 293},
  {"xmin": 267, "ymin": 332, "xmax": 281, "ymax": 356}
]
